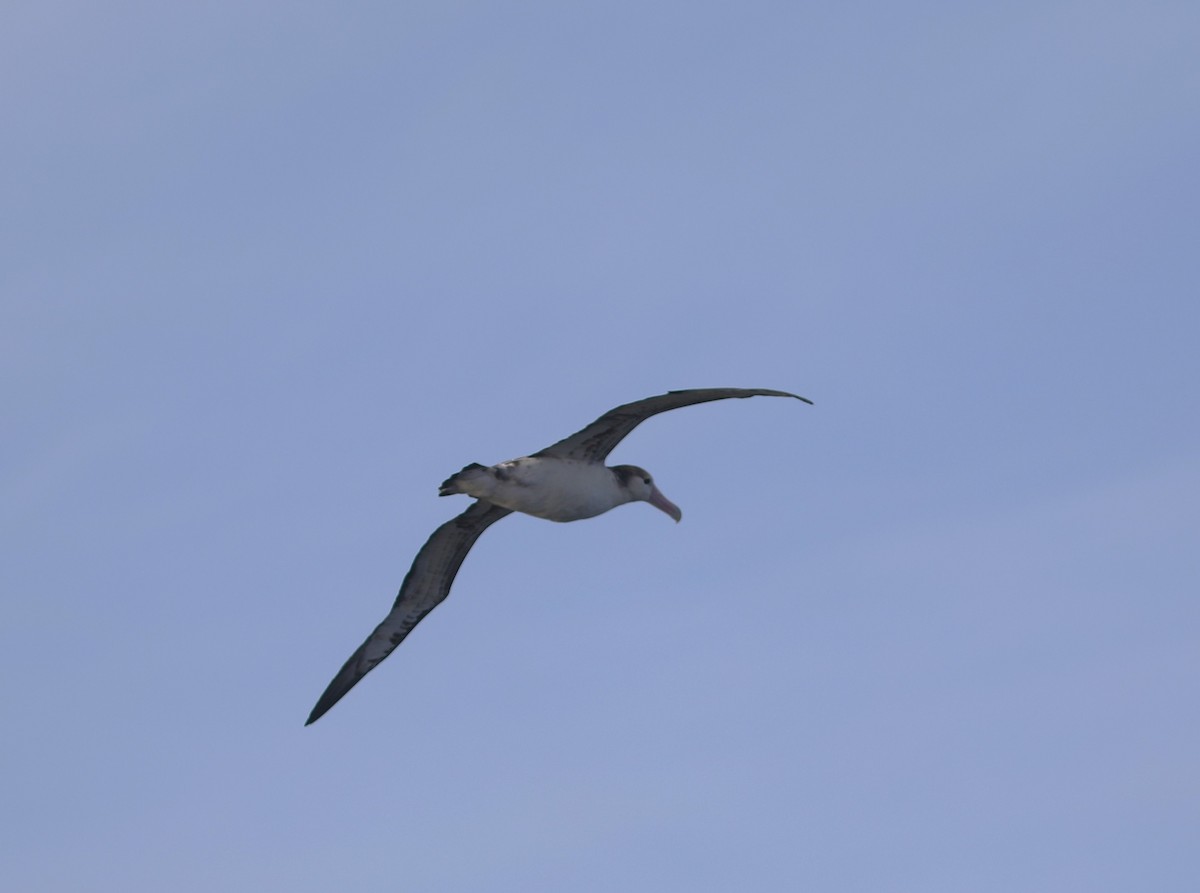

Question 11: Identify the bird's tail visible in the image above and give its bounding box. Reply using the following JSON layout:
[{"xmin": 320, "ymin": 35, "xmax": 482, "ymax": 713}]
[{"xmin": 438, "ymin": 463, "xmax": 487, "ymax": 496}]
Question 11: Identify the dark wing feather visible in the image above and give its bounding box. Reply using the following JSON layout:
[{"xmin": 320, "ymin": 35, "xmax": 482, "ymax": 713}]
[
  {"xmin": 533, "ymin": 388, "xmax": 812, "ymax": 463},
  {"xmin": 305, "ymin": 499, "xmax": 512, "ymax": 725}
]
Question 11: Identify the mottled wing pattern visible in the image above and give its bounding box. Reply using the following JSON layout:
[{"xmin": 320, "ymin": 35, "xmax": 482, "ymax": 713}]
[
  {"xmin": 305, "ymin": 499, "xmax": 513, "ymax": 725},
  {"xmin": 533, "ymin": 388, "xmax": 811, "ymax": 463}
]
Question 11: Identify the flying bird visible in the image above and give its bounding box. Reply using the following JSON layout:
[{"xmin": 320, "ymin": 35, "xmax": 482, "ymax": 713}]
[{"xmin": 306, "ymin": 387, "xmax": 811, "ymax": 724}]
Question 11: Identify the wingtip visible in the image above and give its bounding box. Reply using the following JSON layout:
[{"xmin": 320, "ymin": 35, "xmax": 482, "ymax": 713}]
[
  {"xmin": 744, "ymin": 387, "xmax": 813, "ymax": 405},
  {"xmin": 305, "ymin": 695, "xmax": 336, "ymax": 726},
  {"xmin": 754, "ymin": 389, "xmax": 813, "ymax": 404}
]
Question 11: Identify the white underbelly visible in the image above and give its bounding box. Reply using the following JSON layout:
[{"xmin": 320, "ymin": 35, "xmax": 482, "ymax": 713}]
[{"xmin": 467, "ymin": 458, "xmax": 626, "ymax": 522}]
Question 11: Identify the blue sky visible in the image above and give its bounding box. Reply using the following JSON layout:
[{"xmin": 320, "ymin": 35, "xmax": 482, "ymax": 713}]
[{"xmin": 4, "ymin": 2, "xmax": 1198, "ymax": 890}]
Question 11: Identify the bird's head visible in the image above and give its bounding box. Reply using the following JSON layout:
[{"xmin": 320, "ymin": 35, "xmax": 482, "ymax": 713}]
[{"xmin": 612, "ymin": 464, "xmax": 682, "ymax": 522}]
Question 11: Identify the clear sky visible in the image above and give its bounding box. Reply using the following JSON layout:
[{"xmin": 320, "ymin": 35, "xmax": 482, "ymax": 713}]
[{"xmin": 4, "ymin": 2, "xmax": 1198, "ymax": 890}]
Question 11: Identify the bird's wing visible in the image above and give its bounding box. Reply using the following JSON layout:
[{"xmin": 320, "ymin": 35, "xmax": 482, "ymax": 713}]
[
  {"xmin": 305, "ymin": 499, "xmax": 513, "ymax": 725},
  {"xmin": 533, "ymin": 388, "xmax": 812, "ymax": 463}
]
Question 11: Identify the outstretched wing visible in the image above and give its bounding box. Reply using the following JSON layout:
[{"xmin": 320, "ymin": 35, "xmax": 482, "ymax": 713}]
[
  {"xmin": 306, "ymin": 499, "xmax": 513, "ymax": 725},
  {"xmin": 533, "ymin": 388, "xmax": 812, "ymax": 463}
]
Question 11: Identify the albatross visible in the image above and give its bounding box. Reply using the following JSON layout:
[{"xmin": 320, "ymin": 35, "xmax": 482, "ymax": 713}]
[{"xmin": 306, "ymin": 387, "xmax": 811, "ymax": 724}]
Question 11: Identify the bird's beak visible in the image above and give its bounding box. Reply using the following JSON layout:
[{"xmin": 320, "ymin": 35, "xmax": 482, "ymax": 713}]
[{"xmin": 648, "ymin": 486, "xmax": 682, "ymax": 523}]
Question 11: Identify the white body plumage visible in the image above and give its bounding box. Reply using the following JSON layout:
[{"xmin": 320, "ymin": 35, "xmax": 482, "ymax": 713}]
[{"xmin": 440, "ymin": 457, "xmax": 644, "ymax": 522}]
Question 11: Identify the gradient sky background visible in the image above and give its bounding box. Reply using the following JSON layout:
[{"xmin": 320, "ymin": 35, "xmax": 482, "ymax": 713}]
[{"xmin": 4, "ymin": 2, "xmax": 1198, "ymax": 890}]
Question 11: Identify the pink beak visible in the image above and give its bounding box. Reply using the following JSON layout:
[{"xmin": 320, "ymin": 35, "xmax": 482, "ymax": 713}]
[{"xmin": 648, "ymin": 485, "xmax": 683, "ymax": 523}]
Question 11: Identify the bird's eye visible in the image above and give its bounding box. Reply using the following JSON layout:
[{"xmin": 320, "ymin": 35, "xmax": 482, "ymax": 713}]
[{"xmin": 643, "ymin": 477, "xmax": 652, "ymax": 485}]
